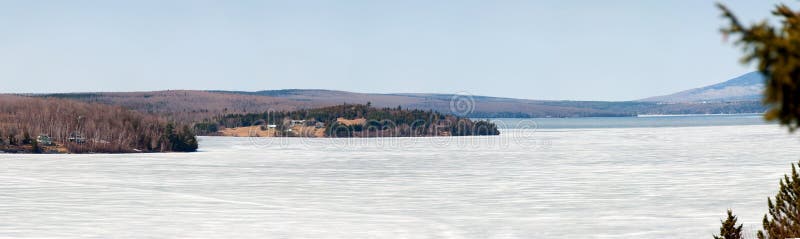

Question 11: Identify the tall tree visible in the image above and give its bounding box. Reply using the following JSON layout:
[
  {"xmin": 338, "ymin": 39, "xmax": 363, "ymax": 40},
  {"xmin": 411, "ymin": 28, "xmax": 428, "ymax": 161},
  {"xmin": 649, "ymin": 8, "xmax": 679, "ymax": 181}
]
[
  {"xmin": 718, "ymin": 3, "xmax": 800, "ymax": 132},
  {"xmin": 714, "ymin": 209, "xmax": 744, "ymax": 239},
  {"xmin": 758, "ymin": 161, "xmax": 800, "ymax": 239},
  {"xmin": 161, "ymin": 123, "xmax": 176, "ymax": 152},
  {"xmin": 719, "ymin": 4, "xmax": 800, "ymax": 239},
  {"xmin": 31, "ymin": 139, "xmax": 41, "ymax": 154},
  {"xmin": 8, "ymin": 133, "xmax": 17, "ymax": 146}
]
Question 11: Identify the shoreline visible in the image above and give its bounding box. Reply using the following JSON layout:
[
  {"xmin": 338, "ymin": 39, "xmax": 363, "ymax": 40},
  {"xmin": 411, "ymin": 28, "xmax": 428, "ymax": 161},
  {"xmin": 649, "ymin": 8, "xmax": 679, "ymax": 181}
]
[{"xmin": 635, "ymin": 112, "xmax": 763, "ymax": 117}]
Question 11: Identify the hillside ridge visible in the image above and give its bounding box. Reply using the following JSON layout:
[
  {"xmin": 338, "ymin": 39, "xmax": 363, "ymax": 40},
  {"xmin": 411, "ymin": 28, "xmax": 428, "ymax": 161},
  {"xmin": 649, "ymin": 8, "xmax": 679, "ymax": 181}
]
[{"xmin": 641, "ymin": 72, "xmax": 764, "ymax": 103}]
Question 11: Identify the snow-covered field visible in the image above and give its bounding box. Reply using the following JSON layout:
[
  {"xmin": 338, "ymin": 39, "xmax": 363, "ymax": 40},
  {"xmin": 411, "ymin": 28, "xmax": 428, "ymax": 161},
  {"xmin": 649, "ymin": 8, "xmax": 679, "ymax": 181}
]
[{"xmin": 0, "ymin": 122, "xmax": 797, "ymax": 238}]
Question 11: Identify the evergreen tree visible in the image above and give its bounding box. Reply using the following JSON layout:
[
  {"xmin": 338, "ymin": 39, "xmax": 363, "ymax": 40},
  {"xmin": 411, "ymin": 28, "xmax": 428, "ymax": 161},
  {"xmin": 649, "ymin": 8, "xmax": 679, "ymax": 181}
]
[
  {"xmin": 714, "ymin": 209, "xmax": 743, "ymax": 239},
  {"xmin": 161, "ymin": 123, "xmax": 175, "ymax": 152},
  {"xmin": 758, "ymin": 161, "xmax": 800, "ymax": 239},
  {"xmin": 719, "ymin": 3, "xmax": 800, "ymax": 132},
  {"xmin": 8, "ymin": 134, "xmax": 17, "ymax": 146},
  {"xmin": 31, "ymin": 139, "xmax": 41, "ymax": 154},
  {"xmin": 720, "ymin": 5, "xmax": 800, "ymax": 238},
  {"xmin": 160, "ymin": 123, "xmax": 198, "ymax": 152},
  {"xmin": 177, "ymin": 125, "xmax": 198, "ymax": 152},
  {"xmin": 22, "ymin": 131, "xmax": 31, "ymax": 145}
]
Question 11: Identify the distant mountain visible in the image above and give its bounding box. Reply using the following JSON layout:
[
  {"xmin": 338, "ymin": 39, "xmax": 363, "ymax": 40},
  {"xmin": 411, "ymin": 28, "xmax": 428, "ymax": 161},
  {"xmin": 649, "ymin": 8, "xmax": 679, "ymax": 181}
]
[
  {"xmin": 24, "ymin": 74, "xmax": 772, "ymax": 123},
  {"xmin": 24, "ymin": 89, "xmax": 763, "ymax": 124},
  {"xmin": 213, "ymin": 89, "xmax": 640, "ymax": 118},
  {"xmin": 641, "ymin": 72, "xmax": 764, "ymax": 102}
]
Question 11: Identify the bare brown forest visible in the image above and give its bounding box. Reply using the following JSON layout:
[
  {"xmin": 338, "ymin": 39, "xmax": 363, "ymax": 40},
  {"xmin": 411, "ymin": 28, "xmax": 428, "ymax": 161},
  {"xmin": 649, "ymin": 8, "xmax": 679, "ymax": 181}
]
[
  {"xmin": 37, "ymin": 91, "xmax": 324, "ymax": 124},
  {"xmin": 0, "ymin": 95, "xmax": 196, "ymax": 153},
  {"xmin": 38, "ymin": 90, "xmax": 766, "ymax": 122}
]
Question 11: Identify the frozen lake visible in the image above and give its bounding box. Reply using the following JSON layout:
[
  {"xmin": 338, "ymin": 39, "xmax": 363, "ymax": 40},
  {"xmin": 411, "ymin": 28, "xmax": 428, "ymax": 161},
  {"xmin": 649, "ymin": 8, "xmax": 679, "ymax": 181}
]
[{"xmin": 2, "ymin": 116, "xmax": 799, "ymax": 238}]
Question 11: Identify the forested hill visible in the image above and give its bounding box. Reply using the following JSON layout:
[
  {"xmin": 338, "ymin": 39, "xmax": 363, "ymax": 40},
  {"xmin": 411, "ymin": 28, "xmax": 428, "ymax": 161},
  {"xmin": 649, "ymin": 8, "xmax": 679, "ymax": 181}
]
[
  {"xmin": 0, "ymin": 95, "xmax": 197, "ymax": 153},
  {"xmin": 34, "ymin": 90, "xmax": 764, "ymax": 125},
  {"xmin": 208, "ymin": 104, "xmax": 500, "ymax": 137}
]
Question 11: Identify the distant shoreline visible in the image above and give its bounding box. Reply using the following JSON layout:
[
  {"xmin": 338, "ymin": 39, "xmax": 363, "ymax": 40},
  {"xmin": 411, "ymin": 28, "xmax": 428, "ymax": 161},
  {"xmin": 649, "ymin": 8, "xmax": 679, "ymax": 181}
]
[
  {"xmin": 473, "ymin": 112, "xmax": 763, "ymax": 119},
  {"xmin": 23, "ymin": 89, "xmax": 766, "ymax": 123},
  {"xmin": 634, "ymin": 113, "xmax": 763, "ymax": 117},
  {"xmin": 211, "ymin": 104, "xmax": 501, "ymax": 138}
]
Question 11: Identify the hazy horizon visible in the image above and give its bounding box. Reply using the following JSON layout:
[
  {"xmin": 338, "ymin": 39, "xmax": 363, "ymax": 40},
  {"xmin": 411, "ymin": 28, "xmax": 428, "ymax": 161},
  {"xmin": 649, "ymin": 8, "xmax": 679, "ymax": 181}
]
[
  {"xmin": 0, "ymin": 1, "xmax": 784, "ymax": 100},
  {"xmin": 0, "ymin": 69, "xmax": 759, "ymax": 103}
]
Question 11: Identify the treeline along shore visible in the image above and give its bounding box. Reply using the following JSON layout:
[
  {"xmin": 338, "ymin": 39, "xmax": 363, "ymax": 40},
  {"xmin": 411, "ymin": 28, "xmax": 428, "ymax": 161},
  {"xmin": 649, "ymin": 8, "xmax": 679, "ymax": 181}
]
[
  {"xmin": 0, "ymin": 95, "xmax": 197, "ymax": 154},
  {"xmin": 0, "ymin": 95, "xmax": 498, "ymax": 153},
  {"xmin": 197, "ymin": 103, "xmax": 500, "ymax": 137}
]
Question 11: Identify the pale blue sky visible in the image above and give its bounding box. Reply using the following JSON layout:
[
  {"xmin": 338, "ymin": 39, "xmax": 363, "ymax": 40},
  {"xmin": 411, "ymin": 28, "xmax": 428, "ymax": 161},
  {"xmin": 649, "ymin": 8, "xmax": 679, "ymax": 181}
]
[{"xmin": 0, "ymin": 0, "xmax": 786, "ymax": 100}]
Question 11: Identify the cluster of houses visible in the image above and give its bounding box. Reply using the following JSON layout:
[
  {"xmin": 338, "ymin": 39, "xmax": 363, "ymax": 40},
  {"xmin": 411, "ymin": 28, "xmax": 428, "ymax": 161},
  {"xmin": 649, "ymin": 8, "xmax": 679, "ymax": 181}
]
[
  {"xmin": 30, "ymin": 133, "xmax": 87, "ymax": 147},
  {"xmin": 276, "ymin": 120, "xmax": 325, "ymax": 132},
  {"xmin": 258, "ymin": 120, "xmax": 326, "ymax": 133},
  {"xmin": 0, "ymin": 133, "xmax": 88, "ymax": 153},
  {"xmin": 36, "ymin": 135, "xmax": 54, "ymax": 146},
  {"xmin": 289, "ymin": 120, "xmax": 325, "ymax": 128}
]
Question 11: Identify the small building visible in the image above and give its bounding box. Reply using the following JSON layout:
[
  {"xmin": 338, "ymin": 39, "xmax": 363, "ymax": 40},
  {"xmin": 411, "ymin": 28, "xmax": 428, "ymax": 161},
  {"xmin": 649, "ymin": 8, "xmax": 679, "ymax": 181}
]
[
  {"xmin": 267, "ymin": 124, "xmax": 277, "ymax": 129},
  {"xmin": 91, "ymin": 139, "xmax": 110, "ymax": 144},
  {"xmin": 68, "ymin": 132, "xmax": 86, "ymax": 144},
  {"xmin": 290, "ymin": 120, "xmax": 306, "ymax": 127},
  {"xmin": 36, "ymin": 135, "xmax": 55, "ymax": 146}
]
